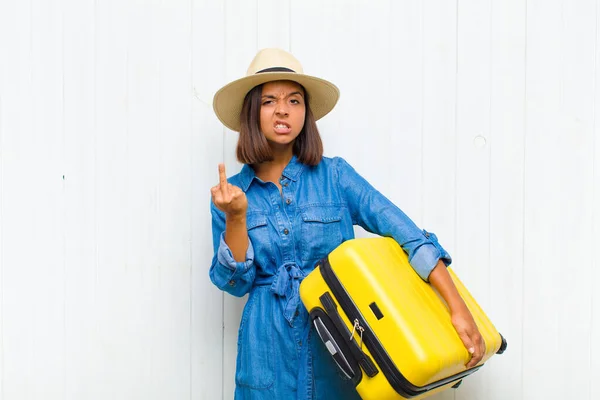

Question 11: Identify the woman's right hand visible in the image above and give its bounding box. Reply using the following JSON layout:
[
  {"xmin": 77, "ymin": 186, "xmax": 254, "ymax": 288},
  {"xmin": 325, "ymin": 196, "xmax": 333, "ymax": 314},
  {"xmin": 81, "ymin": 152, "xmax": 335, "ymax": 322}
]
[{"xmin": 211, "ymin": 163, "xmax": 247, "ymax": 217}]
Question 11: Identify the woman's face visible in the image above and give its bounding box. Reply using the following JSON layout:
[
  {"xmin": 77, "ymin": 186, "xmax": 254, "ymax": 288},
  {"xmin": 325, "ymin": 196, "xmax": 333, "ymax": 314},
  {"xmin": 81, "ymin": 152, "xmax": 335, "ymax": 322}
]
[{"xmin": 259, "ymin": 80, "xmax": 306, "ymax": 149}]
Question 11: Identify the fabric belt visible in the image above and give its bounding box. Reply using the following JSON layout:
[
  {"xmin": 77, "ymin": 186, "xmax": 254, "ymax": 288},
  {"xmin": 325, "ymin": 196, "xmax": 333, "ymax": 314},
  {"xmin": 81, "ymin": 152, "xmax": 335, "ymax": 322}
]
[{"xmin": 255, "ymin": 263, "xmax": 305, "ymax": 325}]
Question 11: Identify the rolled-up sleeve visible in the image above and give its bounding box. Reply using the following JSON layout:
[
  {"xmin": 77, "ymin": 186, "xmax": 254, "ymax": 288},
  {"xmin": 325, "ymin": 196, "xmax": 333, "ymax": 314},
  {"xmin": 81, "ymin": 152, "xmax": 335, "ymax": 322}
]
[
  {"xmin": 409, "ymin": 230, "xmax": 452, "ymax": 280},
  {"xmin": 335, "ymin": 157, "xmax": 452, "ymax": 281},
  {"xmin": 208, "ymin": 202, "xmax": 256, "ymax": 297}
]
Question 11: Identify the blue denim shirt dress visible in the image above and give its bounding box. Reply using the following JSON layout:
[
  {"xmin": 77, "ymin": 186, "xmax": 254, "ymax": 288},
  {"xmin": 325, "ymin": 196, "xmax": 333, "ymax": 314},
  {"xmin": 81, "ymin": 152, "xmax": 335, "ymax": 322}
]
[{"xmin": 209, "ymin": 156, "xmax": 451, "ymax": 400}]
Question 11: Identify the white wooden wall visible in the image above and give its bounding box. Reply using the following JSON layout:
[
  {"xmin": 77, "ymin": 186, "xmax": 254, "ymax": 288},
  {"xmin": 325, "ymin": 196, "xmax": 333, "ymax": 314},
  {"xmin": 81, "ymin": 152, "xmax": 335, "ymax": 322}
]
[{"xmin": 0, "ymin": 0, "xmax": 598, "ymax": 399}]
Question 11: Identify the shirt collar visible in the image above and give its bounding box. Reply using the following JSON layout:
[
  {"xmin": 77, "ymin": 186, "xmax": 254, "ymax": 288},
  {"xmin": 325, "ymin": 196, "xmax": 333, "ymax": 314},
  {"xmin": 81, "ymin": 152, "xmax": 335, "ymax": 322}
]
[{"xmin": 238, "ymin": 155, "xmax": 305, "ymax": 192}]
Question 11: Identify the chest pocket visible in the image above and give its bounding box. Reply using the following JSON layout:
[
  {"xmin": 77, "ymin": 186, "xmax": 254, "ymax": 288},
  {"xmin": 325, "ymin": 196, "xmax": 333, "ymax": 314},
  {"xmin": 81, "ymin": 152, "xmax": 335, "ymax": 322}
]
[
  {"xmin": 247, "ymin": 212, "xmax": 274, "ymax": 265},
  {"xmin": 300, "ymin": 206, "xmax": 344, "ymax": 262}
]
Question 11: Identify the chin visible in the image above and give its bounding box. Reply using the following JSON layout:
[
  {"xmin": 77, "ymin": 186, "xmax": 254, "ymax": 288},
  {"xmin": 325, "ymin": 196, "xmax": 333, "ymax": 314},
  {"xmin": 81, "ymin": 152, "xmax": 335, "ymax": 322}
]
[{"xmin": 267, "ymin": 137, "xmax": 296, "ymax": 147}]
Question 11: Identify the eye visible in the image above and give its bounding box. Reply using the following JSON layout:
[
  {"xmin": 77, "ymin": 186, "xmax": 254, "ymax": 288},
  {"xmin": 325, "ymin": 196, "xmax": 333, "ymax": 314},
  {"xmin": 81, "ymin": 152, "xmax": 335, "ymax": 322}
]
[
  {"xmin": 262, "ymin": 100, "xmax": 274, "ymax": 105},
  {"xmin": 290, "ymin": 99, "xmax": 301, "ymax": 105}
]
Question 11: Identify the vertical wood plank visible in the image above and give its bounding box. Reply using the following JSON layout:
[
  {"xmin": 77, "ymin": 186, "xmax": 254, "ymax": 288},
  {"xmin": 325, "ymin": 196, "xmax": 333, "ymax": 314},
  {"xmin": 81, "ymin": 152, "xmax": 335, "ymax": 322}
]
[
  {"xmin": 593, "ymin": 2, "xmax": 600, "ymax": 393},
  {"xmin": 487, "ymin": 0, "xmax": 526, "ymax": 398},
  {"xmin": 0, "ymin": 3, "xmax": 7, "ymax": 394},
  {"xmin": 0, "ymin": 2, "xmax": 35, "ymax": 397},
  {"xmin": 92, "ymin": 2, "xmax": 129, "ymax": 399},
  {"xmin": 0, "ymin": 1, "xmax": 4, "ymax": 388},
  {"xmin": 593, "ymin": 3, "xmax": 600, "ymax": 398},
  {"xmin": 523, "ymin": 3, "xmax": 564, "ymax": 393},
  {"xmin": 221, "ymin": 1, "xmax": 259, "ymax": 397},
  {"xmin": 191, "ymin": 0, "xmax": 227, "ymax": 397},
  {"xmin": 420, "ymin": 0, "xmax": 458, "ymax": 262},
  {"xmin": 557, "ymin": 10, "xmax": 596, "ymax": 397},
  {"xmin": 62, "ymin": 0, "xmax": 99, "ymax": 398},
  {"xmin": 524, "ymin": 1, "xmax": 596, "ymax": 398},
  {"xmin": 120, "ymin": 0, "xmax": 161, "ymax": 397},
  {"xmin": 0, "ymin": 0, "xmax": 66, "ymax": 398},
  {"xmin": 0, "ymin": 1, "xmax": 18, "ymax": 397},
  {"xmin": 257, "ymin": 0, "xmax": 290, "ymax": 50},
  {"xmin": 150, "ymin": 0, "xmax": 193, "ymax": 397},
  {"xmin": 421, "ymin": 2, "xmax": 457, "ymax": 400},
  {"xmin": 454, "ymin": 0, "xmax": 492, "ymax": 398},
  {"xmin": 0, "ymin": 93, "xmax": 3, "ymax": 400},
  {"xmin": 388, "ymin": 0, "xmax": 424, "ymax": 222},
  {"xmin": 28, "ymin": 1, "xmax": 66, "ymax": 397}
]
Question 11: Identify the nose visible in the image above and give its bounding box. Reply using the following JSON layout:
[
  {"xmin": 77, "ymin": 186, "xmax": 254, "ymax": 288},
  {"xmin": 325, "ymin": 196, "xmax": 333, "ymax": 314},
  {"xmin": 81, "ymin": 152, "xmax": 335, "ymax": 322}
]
[{"xmin": 275, "ymin": 102, "xmax": 289, "ymax": 116}]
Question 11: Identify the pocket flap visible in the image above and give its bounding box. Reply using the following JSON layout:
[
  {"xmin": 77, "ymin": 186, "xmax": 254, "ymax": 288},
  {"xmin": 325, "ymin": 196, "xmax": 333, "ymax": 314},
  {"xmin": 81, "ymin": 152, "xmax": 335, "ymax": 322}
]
[
  {"xmin": 301, "ymin": 206, "xmax": 343, "ymax": 223},
  {"xmin": 246, "ymin": 213, "xmax": 268, "ymax": 230}
]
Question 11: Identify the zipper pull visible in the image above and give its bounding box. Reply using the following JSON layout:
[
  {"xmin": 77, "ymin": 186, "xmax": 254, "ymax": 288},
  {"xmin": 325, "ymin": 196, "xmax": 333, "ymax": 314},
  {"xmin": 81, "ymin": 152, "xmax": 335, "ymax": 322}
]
[
  {"xmin": 349, "ymin": 319, "xmax": 359, "ymax": 340},
  {"xmin": 358, "ymin": 324, "xmax": 365, "ymax": 349},
  {"xmin": 349, "ymin": 319, "xmax": 365, "ymax": 349}
]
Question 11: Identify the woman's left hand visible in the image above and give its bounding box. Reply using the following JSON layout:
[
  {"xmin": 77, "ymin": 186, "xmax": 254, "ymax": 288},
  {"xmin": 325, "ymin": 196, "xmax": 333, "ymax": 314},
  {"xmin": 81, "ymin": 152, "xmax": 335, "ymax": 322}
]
[
  {"xmin": 451, "ymin": 309, "xmax": 486, "ymax": 368},
  {"xmin": 428, "ymin": 261, "xmax": 486, "ymax": 368}
]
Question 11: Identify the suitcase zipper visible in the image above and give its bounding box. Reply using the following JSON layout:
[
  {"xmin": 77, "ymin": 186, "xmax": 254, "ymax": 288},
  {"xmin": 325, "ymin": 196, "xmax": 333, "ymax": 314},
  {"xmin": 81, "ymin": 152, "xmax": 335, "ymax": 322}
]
[
  {"xmin": 319, "ymin": 257, "xmax": 481, "ymax": 398},
  {"xmin": 319, "ymin": 292, "xmax": 379, "ymax": 377}
]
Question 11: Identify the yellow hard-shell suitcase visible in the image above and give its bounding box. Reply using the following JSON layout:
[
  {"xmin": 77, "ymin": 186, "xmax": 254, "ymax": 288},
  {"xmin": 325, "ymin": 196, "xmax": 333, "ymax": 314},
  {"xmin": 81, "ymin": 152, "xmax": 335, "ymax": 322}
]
[{"xmin": 299, "ymin": 237, "xmax": 507, "ymax": 400}]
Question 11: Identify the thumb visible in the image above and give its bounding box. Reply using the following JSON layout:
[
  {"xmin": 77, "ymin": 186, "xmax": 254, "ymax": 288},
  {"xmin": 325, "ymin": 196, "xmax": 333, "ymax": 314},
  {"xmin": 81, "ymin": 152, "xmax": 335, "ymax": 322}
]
[{"xmin": 458, "ymin": 330, "xmax": 475, "ymax": 356}]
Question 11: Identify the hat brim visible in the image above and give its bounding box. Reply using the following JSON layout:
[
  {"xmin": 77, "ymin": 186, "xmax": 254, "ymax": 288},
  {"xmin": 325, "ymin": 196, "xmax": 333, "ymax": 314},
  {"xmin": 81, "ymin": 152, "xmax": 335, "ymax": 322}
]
[{"xmin": 212, "ymin": 72, "xmax": 340, "ymax": 132}]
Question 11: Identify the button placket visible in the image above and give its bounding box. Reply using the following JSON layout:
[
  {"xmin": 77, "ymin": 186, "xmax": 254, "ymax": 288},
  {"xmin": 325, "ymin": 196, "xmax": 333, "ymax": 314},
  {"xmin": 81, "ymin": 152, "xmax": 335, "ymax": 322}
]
[{"xmin": 269, "ymin": 180, "xmax": 294, "ymax": 260}]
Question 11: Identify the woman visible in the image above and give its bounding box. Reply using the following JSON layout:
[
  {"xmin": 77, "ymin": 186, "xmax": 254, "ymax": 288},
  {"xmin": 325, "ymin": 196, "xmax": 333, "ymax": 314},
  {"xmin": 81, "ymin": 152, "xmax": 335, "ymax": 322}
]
[{"xmin": 209, "ymin": 48, "xmax": 484, "ymax": 400}]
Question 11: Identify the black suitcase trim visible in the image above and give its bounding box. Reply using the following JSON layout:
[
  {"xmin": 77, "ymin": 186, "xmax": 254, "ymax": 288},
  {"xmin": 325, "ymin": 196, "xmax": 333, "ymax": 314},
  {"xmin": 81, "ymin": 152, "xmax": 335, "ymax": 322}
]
[
  {"xmin": 319, "ymin": 257, "xmax": 482, "ymax": 398},
  {"xmin": 316, "ymin": 293, "xmax": 379, "ymax": 378},
  {"xmin": 309, "ymin": 307, "xmax": 364, "ymax": 385}
]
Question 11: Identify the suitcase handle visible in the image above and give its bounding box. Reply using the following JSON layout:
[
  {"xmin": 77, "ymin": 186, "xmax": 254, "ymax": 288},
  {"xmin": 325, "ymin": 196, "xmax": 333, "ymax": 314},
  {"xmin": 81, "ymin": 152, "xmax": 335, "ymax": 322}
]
[
  {"xmin": 319, "ymin": 292, "xmax": 379, "ymax": 377},
  {"xmin": 313, "ymin": 316, "xmax": 355, "ymax": 380}
]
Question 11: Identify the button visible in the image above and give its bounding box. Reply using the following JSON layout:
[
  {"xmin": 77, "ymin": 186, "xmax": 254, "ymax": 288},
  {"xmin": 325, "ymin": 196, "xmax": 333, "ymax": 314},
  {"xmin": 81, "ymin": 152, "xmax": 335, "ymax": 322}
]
[
  {"xmin": 285, "ymin": 198, "xmax": 292, "ymax": 205},
  {"xmin": 283, "ymin": 182, "xmax": 289, "ymax": 187},
  {"xmin": 298, "ymin": 340, "xmax": 302, "ymax": 347},
  {"xmin": 294, "ymin": 310, "xmax": 299, "ymax": 317},
  {"xmin": 228, "ymin": 280, "xmax": 236, "ymax": 287},
  {"xmin": 283, "ymin": 229, "xmax": 289, "ymax": 235}
]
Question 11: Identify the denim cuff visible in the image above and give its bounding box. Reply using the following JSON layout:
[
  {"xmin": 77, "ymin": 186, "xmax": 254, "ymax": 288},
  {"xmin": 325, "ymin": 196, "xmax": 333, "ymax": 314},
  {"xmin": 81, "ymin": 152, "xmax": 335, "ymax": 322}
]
[
  {"xmin": 212, "ymin": 232, "xmax": 255, "ymax": 284},
  {"xmin": 409, "ymin": 230, "xmax": 452, "ymax": 281}
]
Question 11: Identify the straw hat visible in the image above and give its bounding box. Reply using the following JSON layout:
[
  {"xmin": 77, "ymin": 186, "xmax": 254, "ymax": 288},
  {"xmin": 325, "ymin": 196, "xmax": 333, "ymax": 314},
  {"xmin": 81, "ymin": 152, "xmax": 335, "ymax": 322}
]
[{"xmin": 212, "ymin": 48, "xmax": 340, "ymax": 132}]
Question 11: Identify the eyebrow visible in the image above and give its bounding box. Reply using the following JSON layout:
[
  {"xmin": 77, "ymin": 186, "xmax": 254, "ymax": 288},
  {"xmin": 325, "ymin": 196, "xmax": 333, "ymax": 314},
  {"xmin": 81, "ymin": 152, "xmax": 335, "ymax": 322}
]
[{"xmin": 261, "ymin": 91, "xmax": 304, "ymax": 99}]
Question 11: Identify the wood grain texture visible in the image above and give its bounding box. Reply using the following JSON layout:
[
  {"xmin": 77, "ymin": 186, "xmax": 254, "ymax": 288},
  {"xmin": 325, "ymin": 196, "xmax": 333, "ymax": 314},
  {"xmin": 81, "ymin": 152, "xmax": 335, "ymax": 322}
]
[
  {"xmin": 191, "ymin": 0, "xmax": 227, "ymax": 397},
  {"xmin": 487, "ymin": 0, "xmax": 526, "ymax": 399},
  {"xmin": 524, "ymin": 1, "xmax": 596, "ymax": 399},
  {"xmin": 0, "ymin": 1, "xmax": 598, "ymax": 399}
]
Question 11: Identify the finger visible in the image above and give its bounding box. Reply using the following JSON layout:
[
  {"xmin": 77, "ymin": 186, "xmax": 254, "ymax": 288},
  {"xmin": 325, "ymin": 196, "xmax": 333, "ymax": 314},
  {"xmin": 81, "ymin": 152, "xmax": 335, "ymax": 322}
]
[
  {"xmin": 211, "ymin": 187, "xmax": 221, "ymax": 205},
  {"xmin": 457, "ymin": 331, "xmax": 476, "ymax": 366},
  {"xmin": 211, "ymin": 185, "xmax": 219, "ymax": 198},
  {"xmin": 218, "ymin": 164, "xmax": 227, "ymax": 187},
  {"xmin": 228, "ymin": 183, "xmax": 239, "ymax": 194},
  {"xmin": 218, "ymin": 164, "xmax": 229, "ymax": 196},
  {"xmin": 458, "ymin": 331, "xmax": 475, "ymax": 356},
  {"xmin": 465, "ymin": 334, "xmax": 484, "ymax": 368}
]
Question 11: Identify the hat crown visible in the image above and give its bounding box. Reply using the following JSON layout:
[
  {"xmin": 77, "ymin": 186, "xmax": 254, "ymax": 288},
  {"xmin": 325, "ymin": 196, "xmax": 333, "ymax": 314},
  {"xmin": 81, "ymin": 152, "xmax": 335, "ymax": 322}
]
[{"xmin": 246, "ymin": 48, "xmax": 304, "ymax": 76}]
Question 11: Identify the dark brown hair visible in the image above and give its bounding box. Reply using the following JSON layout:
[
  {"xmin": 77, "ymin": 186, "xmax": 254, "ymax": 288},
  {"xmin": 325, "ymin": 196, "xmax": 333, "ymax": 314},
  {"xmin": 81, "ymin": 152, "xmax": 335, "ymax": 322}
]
[{"xmin": 236, "ymin": 81, "xmax": 323, "ymax": 166}]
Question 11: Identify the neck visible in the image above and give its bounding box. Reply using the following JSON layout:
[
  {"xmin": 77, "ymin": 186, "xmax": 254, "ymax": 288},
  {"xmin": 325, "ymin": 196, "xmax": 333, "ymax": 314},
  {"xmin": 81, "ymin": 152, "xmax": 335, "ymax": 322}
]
[{"xmin": 253, "ymin": 147, "xmax": 294, "ymax": 182}]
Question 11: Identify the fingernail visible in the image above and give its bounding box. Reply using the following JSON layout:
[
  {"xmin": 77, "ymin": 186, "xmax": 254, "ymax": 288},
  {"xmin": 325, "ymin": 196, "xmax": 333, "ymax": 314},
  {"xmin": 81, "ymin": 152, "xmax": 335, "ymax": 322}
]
[{"xmin": 469, "ymin": 347, "xmax": 475, "ymax": 354}]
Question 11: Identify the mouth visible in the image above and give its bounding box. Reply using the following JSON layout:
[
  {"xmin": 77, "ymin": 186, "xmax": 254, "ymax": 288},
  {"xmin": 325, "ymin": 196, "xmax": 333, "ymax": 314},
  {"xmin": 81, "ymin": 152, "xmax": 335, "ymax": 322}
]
[{"xmin": 273, "ymin": 120, "xmax": 292, "ymax": 135}]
